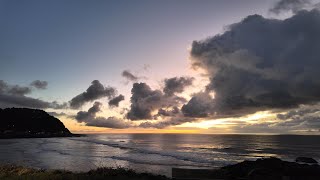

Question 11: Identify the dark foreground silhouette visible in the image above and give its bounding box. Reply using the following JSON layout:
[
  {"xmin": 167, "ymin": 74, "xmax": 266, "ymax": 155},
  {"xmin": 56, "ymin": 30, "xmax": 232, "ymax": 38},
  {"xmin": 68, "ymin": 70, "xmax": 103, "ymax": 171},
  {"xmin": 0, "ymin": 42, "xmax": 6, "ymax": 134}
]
[
  {"xmin": 172, "ymin": 157, "xmax": 320, "ymax": 180},
  {"xmin": 1, "ymin": 158, "xmax": 319, "ymax": 180},
  {"xmin": 0, "ymin": 108, "xmax": 80, "ymax": 138},
  {"xmin": 0, "ymin": 166, "xmax": 169, "ymax": 180}
]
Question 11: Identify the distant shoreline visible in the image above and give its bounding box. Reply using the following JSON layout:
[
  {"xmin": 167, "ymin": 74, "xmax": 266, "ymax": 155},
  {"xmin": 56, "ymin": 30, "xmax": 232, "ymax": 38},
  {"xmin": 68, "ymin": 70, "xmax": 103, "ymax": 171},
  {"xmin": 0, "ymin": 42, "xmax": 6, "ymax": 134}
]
[{"xmin": 0, "ymin": 133, "xmax": 85, "ymax": 139}]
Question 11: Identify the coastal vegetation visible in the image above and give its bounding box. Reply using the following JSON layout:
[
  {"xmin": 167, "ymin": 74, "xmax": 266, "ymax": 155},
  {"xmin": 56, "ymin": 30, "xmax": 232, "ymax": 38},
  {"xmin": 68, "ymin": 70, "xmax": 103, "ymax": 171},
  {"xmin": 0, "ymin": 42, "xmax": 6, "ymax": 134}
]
[
  {"xmin": 1, "ymin": 158, "xmax": 319, "ymax": 180},
  {"xmin": 0, "ymin": 165, "xmax": 168, "ymax": 180}
]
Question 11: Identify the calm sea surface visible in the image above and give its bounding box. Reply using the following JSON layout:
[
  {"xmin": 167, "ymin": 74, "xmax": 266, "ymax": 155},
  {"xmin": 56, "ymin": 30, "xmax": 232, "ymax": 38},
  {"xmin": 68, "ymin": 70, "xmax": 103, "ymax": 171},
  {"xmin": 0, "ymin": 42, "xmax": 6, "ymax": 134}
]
[{"xmin": 0, "ymin": 134, "xmax": 320, "ymax": 177}]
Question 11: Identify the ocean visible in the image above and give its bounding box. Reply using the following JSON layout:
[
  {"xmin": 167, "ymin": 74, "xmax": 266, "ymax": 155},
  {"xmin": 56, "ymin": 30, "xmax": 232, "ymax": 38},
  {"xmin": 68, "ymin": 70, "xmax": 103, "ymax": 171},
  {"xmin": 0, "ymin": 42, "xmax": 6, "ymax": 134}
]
[{"xmin": 0, "ymin": 134, "xmax": 319, "ymax": 177}]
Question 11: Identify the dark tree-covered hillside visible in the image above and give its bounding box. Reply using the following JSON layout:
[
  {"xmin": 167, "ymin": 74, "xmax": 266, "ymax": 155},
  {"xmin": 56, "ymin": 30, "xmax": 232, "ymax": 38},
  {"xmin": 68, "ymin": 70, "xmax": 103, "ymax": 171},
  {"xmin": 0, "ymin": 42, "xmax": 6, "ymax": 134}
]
[{"xmin": 0, "ymin": 108, "xmax": 72, "ymax": 138}]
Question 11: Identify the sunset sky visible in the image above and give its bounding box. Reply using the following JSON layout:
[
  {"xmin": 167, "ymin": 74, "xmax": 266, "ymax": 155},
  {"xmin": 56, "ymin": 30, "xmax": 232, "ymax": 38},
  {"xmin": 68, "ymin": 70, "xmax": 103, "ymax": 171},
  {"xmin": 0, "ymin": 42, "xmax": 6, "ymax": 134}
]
[{"xmin": 1, "ymin": 0, "xmax": 320, "ymax": 134}]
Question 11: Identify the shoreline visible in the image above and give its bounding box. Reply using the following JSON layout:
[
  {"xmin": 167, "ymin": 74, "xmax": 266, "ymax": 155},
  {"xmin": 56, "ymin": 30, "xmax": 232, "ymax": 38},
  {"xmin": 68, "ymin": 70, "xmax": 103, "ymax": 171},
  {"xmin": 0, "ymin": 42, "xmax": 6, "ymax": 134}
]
[
  {"xmin": 2, "ymin": 133, "xmax": 320, "ymax": 139},
  {"xmin": 0, "ymin": 133, "xmax": 85, "ymax": 139},
  {"xmin": 1, "ymin": 157, "xmax": 319, "ymax": 180}
]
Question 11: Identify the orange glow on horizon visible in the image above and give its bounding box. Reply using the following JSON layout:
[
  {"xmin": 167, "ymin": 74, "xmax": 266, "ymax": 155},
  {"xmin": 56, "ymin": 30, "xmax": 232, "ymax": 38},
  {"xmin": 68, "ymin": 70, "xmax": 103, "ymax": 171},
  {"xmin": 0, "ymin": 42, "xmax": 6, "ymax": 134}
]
[{"xmin": 60, "ymin": 110, "xmax": 279, "ymax": 134}]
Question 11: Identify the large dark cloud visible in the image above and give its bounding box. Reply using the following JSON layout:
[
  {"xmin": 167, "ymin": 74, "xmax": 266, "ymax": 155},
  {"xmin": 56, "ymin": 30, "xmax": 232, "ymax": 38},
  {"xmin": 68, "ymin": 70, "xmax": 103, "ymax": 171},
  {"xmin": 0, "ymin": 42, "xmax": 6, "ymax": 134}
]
[
  {"xmin": 69, "ymin": 80, "xmax": 117, "ymax": 109},
  {"xmin": 270, "ymin": 0, "xmax": 312, "ymax": 14},
  {"xmin": 188, "ymin": 9, "xmax": 320, "ymax": 118},
  {"xmin": 163, "ymin": 77, "xmax": 194, "ymax": 96},
  {"xmin": 122, "ymin": 70, "xmax": 139, "ymax": 82},
  {"xmin": 0, "ymin": 80, "xmax": 66, "ymax": 109},
  {"xmin": 127, "ymin": 82, "xmax": 186, "ymax": 120},
  {"xmin": 108, "ymin": 94, "xmax": 125, "ymax": 107},
  {"xmin": 30, "ymin": 80, "xmax": 48, "ymax": 89},
  {"xmin": 75, "ymin": 102, "xmax": 131, "ymax": 129}
]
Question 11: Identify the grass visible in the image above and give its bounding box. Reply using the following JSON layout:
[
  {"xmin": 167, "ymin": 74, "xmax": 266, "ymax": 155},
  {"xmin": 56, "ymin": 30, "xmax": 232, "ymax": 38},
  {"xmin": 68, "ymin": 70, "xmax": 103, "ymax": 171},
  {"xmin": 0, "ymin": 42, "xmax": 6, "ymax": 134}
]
[{"xmin": 0, "ymin": 165, "xmax": 170, "ymax": 180}]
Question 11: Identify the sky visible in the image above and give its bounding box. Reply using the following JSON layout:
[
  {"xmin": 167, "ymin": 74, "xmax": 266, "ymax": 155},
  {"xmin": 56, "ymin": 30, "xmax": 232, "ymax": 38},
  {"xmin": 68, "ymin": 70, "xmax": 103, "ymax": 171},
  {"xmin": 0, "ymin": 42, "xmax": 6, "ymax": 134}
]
[{"xmin": 1, "ymin": 0, "xmax": 320, "ymax": 134}]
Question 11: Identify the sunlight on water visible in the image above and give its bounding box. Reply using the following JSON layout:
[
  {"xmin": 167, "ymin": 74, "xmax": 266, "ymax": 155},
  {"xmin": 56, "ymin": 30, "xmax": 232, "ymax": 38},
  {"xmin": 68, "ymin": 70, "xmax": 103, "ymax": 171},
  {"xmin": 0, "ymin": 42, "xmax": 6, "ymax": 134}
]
[{"xmin": 0, "ymin": 134, "xmax": 320, "ymax": 177}]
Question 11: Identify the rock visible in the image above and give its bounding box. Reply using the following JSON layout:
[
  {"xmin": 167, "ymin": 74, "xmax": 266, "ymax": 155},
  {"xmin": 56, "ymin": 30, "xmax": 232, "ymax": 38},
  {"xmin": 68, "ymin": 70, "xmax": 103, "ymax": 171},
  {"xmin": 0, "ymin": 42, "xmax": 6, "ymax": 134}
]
[
  {"xmin": 217, "ymin": 157, "xmax": 320, "ymax": 180},
  {"xmin": 295, "ymin": 157, "xmax": 318, "ymax": 164},
  {"xmin": 248, "ymin": 168, "xmax": 281, "ymax": 180}
]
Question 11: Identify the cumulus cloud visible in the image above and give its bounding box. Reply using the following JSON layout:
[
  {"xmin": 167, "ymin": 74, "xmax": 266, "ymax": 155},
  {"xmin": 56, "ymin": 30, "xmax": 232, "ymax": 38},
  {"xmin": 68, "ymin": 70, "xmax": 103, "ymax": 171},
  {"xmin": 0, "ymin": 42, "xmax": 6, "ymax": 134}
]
[
  {"xmin": 69, "ymin": 80, "xmax": 117, "ymax": 109},
  {"xmin": 122, "ymin": 70, "xmax": 139, "ymax": 82},
  {"xmin": 163, "ymin": 77, "xmax": 194, "ymax": 96},
  {"xmin": 0, "ymin": 80, "xmax": 66, "ymax": 109},
  {"xmin": 108, "ymin": 94, "xmax": 125, "ymax": 107},
  {"xmin": 122, "ymin": 81, "xmax": 206, "ymax": 128},
  {"xmin": 142, "ymin": 9, "xmax": 320, "ymax": 129},
  {"xmin": 126, "ymin": 82, "xmax": 186, "ymax": 120},
  {"xmin": 75, "ymin": 102, "xmax": 132, "ymax": 129},
  {"xmin": 181, "ymin": 92, "xmax": 215, "ymax": 118},
  {"xmin": 127, "ymin": 83, "xmax": 165, "ymax": 120},
  {"xmin": 30, "ymin": 80, "xmax": 48, "ymax": 89},
  {"xmin": 189, "ymin": 10, "xmax": 320, "ymax": 118}
]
